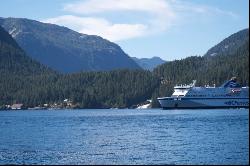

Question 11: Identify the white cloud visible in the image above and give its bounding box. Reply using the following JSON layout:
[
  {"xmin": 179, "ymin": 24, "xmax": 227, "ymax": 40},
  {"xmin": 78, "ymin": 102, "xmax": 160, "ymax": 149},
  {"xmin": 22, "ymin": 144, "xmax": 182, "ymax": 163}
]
[
  {"xmin": 43, "ymin": 15, "xmax": 148, "ymax": 41},
  {"xmin": 43, "ymin": 0, "xmax": 176, "ymax": 41},
  {"xmin": 43, "ymin": 0, "xmax": 238, "ymax": 42}
]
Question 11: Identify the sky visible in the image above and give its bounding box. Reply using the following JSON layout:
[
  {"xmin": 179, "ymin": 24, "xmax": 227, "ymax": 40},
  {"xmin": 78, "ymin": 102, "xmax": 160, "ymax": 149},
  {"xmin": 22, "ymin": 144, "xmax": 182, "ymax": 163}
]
[{"xmin": 0, "ymin": 0, "xmax": 249, "ymax": 61}]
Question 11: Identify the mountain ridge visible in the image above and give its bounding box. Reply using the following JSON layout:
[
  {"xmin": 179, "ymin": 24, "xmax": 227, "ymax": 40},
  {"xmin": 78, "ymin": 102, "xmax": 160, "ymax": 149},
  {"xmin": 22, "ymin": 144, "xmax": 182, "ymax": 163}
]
[
  {"xmin": 0, "ymin": 17, "xmax": 141, "ymax": 73},
  {"xmin": 0, "ymin": 21, "xmax": 248, "ymax": 109},
  {"xmin": 0, "ymin": 25, "xmax": 158, "ymax": 108},
  {"xmin": 132, "ymin": 56, "xmax": 166, "ymax": 71},
  {"xmin": 151, "ymin": 28, "xmax": 249, "ymax": 107},
  {"xmin": 204, "ymin": 28, "xmax": 249, "ymax": 57},
  {"xmin": 0, "ymin": 25, "xmax": 53, "ymax": 75}
]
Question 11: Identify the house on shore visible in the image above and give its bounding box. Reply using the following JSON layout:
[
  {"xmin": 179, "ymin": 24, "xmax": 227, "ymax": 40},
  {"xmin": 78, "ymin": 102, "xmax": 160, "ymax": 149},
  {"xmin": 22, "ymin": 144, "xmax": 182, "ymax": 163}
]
[{"xmin": 11, "ymin": 104, "xmax": 24, "ymax": 110}]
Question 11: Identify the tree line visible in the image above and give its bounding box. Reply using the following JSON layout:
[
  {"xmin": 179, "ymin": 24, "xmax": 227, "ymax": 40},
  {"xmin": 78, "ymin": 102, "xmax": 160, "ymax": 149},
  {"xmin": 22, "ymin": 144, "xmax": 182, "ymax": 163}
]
[{"xmin": 0, "ymin": 26, "xmax": 249, "ymax": 109}]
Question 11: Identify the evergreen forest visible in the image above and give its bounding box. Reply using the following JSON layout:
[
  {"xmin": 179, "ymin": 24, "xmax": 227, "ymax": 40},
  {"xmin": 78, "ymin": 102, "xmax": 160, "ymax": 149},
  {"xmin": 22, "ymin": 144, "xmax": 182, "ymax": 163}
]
[{"xmin": 0, "ymin": 26, "xmax": 249, "ymax": 109}]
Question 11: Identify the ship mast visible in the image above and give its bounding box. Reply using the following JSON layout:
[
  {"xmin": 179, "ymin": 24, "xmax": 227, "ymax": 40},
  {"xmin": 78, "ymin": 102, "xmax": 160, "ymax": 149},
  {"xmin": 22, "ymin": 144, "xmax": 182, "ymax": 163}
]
[{"xmin": 191, "ymin": 80, "xmax": 197, "ymax": 87}]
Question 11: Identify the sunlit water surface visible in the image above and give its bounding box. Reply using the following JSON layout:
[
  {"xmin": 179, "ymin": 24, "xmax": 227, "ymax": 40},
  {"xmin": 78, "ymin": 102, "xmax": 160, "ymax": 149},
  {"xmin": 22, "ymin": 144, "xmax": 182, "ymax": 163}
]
[{"xmin": 0, "ymin": 109, "xmax": 248, "ymax": 165}]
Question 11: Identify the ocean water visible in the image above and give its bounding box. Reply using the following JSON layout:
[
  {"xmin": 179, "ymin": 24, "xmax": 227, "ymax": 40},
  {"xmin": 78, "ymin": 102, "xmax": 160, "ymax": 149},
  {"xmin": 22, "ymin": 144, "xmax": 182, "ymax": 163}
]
[{"xmin": 0, "ymin": 109, "xmax": 248, "ymax": 165}]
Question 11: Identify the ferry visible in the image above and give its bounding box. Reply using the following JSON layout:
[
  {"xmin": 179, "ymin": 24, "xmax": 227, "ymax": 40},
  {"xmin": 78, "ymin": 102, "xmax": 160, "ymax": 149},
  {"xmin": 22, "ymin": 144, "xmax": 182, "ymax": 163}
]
[{"xmin": 157, "ymin": 77, "xmax": 249, "ymax": 109}]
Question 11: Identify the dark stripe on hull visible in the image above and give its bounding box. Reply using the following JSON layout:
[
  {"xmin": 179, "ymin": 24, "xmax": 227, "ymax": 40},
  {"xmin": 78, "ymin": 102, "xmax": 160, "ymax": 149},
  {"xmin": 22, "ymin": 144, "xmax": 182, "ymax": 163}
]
[
  {"xmin": 158, "ymin": 97, "xmax": 249, "ymax": 100},
  {"xmin": 162, "ymin": 106, "xmax": 249, "ymax": 110},
  {"xmin": 158, "ymin": 97, "xmax": 249, "ymax": 109}
]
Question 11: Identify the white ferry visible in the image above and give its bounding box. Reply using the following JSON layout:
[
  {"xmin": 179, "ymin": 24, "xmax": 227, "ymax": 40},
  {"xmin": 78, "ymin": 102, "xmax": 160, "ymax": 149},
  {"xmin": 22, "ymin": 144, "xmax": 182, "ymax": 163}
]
[{"xmin": 157, "ymin": 77, "xmax": 249, "ymax": 109}]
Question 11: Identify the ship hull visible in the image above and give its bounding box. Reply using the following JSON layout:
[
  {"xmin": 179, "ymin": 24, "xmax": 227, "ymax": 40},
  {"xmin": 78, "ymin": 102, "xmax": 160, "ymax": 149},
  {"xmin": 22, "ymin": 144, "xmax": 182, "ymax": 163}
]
[{"xmin": 157, "ymin": 97, "xmax": 249, "ymax": 109}]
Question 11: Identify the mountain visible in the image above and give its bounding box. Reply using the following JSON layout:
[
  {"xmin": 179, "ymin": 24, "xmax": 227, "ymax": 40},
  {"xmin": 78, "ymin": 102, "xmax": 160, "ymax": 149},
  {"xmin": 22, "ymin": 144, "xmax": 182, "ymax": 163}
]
[
  {"xmin": 132, "ymin": 56, "xmax": 166, "ymax": 71},
  {"xmin": 204, "ymin": 28, "xmax": 249, "ymax": 57},
  {"xmin": 0, "ymin": 17, "xmax": 141, "ymax": 73},
  {"xmin": 1, "ymin": 23, "xmax": 248, "ymax": 109},
  {"xmin": 0, "ymin": 25, "xmax": 158, "ymax": 109},
  {"xmin": 152, "ymin": 28, "xmax": 249, "ymax": 107},
  {"xmin": 0, "ymin": 25, "xmax": 58, "ymax": 107},
  {"xmin": 0, "ymin": 25, "xmax": 53, "ymax": 75}
]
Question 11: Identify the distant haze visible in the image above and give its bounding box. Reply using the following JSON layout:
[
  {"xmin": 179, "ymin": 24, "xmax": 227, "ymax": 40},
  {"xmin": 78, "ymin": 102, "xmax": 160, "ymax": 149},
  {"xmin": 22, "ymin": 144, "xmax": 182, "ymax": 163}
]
[{"xmin": 132, "ymin": 57, "xmax": 166, "ymax": 71}]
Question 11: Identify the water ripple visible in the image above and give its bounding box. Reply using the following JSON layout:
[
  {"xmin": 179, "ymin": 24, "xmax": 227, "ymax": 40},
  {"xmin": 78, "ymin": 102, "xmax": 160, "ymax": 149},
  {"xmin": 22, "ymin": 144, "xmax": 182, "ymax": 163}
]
[{"xmin": 0, "ymin": 109, "xmax": 248, "ymax": 165}]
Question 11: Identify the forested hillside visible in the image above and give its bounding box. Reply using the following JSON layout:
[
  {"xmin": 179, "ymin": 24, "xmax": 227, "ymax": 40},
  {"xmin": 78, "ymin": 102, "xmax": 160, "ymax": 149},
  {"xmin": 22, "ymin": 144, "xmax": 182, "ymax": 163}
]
[
  {"xmin": 0, "ymin": 25, "xmax": 248, "ymax": 109},
  {"xmin": 152, "ymin": 37, "xmax": 249, "ymax": 107},
  {"xmin": 0, "ymin": 26, "xmax": 158, "ymax": 108},
  {"xmin": 0, "ymin": 26, "xmax": 53, "ymax": 75},
  {"xmin": 0, "ymin": 25, "xmax": 57, "ymax": 108},
  {"xmin": 43, "ymin": 70, "xmax": 159, "ymax": 108},
  {"xmin": 205, "ymin": 28, "xmax": 249, "ymax": 57}
]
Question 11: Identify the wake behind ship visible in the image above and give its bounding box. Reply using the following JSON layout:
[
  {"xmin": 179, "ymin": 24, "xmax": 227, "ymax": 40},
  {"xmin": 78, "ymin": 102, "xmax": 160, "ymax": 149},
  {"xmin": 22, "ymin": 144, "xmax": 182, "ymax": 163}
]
[{"xmin": 157, "ymin": 77, "xmax": 249, "ymax": 109}]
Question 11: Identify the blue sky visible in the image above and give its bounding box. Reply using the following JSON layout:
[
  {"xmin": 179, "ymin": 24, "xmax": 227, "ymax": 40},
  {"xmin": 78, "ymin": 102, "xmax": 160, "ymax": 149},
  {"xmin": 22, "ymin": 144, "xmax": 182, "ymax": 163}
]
[{"xmin": 0, "ymin": 0, "xmax": 249, "ymax": 61}]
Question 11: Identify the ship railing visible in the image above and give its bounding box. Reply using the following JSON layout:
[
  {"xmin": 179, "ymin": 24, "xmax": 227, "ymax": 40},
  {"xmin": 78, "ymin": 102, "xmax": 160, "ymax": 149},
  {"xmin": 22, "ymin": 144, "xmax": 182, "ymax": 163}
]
[{"xmin": 174, "ymin": 80, "xmax": 196, "ymax": 89}]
